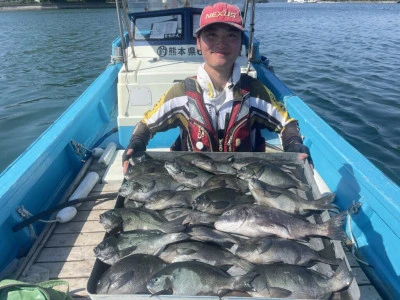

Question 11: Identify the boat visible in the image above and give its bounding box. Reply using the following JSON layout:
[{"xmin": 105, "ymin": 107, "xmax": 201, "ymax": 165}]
[{"xmin": 0, "ymin": 0, "xmax": 398, "ymax": 298}]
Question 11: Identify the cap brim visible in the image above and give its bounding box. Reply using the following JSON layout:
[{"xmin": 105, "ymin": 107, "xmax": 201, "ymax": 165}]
[{"xmin": 195, "ymin": 22, "xmax": 245, "ymax": 34}]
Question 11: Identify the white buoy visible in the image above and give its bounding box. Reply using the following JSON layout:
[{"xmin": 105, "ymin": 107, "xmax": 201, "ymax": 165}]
[
  {"xmin": 98, "ymin": 142, "xmax": 117, "ymax": 166},
  {"xmin": 56, "ymin": 206, "xmax": 78, "ymax": 223},
  {"xmin": 69, "ymin": 171, "xmax": 99, "ymax": 207},
  {"xmin": 91, "ymin": 147, "xmax": 104, "ymax": 158}
]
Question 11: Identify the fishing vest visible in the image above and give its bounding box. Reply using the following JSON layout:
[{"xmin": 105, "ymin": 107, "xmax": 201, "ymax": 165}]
[{"xmin": 170, "ymin": 74, "xmax": 265, "ymax": 152}]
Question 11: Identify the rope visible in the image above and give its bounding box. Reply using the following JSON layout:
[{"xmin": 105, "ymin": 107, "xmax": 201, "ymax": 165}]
[{"xmin": 346, "ymin": 201, "xmax": 371, "ymax": 267}]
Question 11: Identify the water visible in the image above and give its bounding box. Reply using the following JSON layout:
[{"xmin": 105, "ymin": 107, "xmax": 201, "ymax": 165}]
[{"xmin": 0, "ymin": 4, "xmax": 399, "ymax": 186}]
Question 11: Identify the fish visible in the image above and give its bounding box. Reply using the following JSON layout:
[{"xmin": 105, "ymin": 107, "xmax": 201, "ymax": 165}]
[
  {"xmin": 119, "ymin": 173, "xmax": 182, "ymax": 201},
  {"xmin": 99, "ymin": 207, "xmax": 186, "ymax": 233},
  {"xmin": 93, "ymin": 230, "xmax": 190, "ymax": 265},
  {"xmin": 128, "ymin": 151, "xmax": 154, "ymax": 166},
  {"xmin": 229, "ymin": 156, "xmax": 271, "ymax": 170},
  {"xmin": 192, "ymin": 187, "xmax": 254, "ymax": 215},
  {"xmin": 144, "ymin": 186, "xmax": 210, "ymax": 210},
  {"xmin": 249, "ymin": 261, "xmax": 353, "ymax": 299},
  {"xmin": 176, "ymin": 152, "xmax": 215, "ymax": 164},
  {"xmin": 164, "ymin": 160, "xmax": 214, "ymax": 188},
  {"xmin": 187, "ymin": 226, "xmax": 244, "ymax": 250},
  {"xmin": 96, "ymin": 253, "xmax": 167, "ymax": 294},
  {"xmin": 124, "ymin": 158, "xmax": 168, "ymax": 180},
  {"xmin": 146, "ymin": 261, "xmax": 256, "ymax": 296},
  {"xmin": 190, "ymin": 156, "xmax": 237, "ymax": 175},
  {"xmin": 237, "ymin": 162, "xmax": 311, "ymax": 191},
  {"xmin": 202, "ymin": 174, "xmax": 249, "ymax": 193},
  {"xmin": 235, "ymin": 236, "xmax": 342, "ymax": 267},
  {"xmin": 248, "ymin": 178, "xmax": 337, "ymax": 214},
  {"xmin": 158, "ymin": 241, "xmax": 254, "ymax": 275},
  {"xmin": 159, "ymin": 207, "xmax": 218, "ymax": 226},
  {"xmin": 214, "ymin": 205, "xmax": 348, "ymax": 242}
]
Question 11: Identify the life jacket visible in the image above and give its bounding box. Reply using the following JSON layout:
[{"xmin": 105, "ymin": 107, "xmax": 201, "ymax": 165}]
[{"xmin": 170, "ymin": 74, "xmax": 265, "ymax": 152}]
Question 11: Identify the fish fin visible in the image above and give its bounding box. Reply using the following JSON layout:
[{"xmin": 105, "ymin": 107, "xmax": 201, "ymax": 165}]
[
  {"xmin": 109, "ymin": 270, "xmax": 134, "ymax": 291},
  {"xmin": 176, "ymin": 248, "xmax": 197, "ymax": 255},
  {"xmin": 233, "ymin": 271, "xmax": 258, "ymax": 292},
  {"xmin": 211, "ymin": 200, "xmax": 231, "ymax": 210},
  {"xmin": 331, "ymin": 260, "xmax": 354, "ymax": 290},
  {"xmin": 323, "ymin": 211, "xmax": 348, "ymax": 241},
  {"xmin": 297, "ymin": 181, "xmax": 312, "ymax": 191},
  {"xmin": 315, "ymin": 192, "xmax": 336, "ymax": 204},
  {"xmin": 143, "ymin": 179, "xmax": 156, "ymax": 190},
  {"xmin": 256, "ymin": 238, "xmax": 274, "ymax": 254},
  {"xmin": 153, "ymin": 245, "xmax": 167, "ymax": 257},
  {"xmin": 219, "ymin": 264, "xmax": 235, "ymax": 272},
  {"xmin": 267, "ymin": 287, "xmax": 293, "ymax": 298},
  {"xmin": 163, "ymin": 216, "xmax": 187, "ymax": 233},
  {"xmin": 183, "ymin": 171, "xmax": 198, "ymax": 179},
  {"xmin": 118, "ymin": 245, "xmax": 138, "ymax": 257},
  {"xmin": 317, "ymin": 243, "xmax": 342, "ymax": 266}
]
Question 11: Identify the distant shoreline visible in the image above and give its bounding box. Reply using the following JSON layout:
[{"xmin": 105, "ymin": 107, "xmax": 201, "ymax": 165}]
[
  {"xmin": 1, "ymin": 0, "xmax": 398, "ymax": 11},
  {"xmin": 0, "ymin": 3, "xmax": 116, "ymax": 11}
]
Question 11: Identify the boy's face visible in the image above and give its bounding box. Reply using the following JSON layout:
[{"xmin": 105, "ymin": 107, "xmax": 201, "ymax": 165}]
[{"xmin": 197, "ymin": 23, "xmax": 242, "ymax": 73}]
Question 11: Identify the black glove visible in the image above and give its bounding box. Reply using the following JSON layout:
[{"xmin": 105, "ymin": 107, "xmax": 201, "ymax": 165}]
[
  {"xmin": 285, "ymin": 139, "xmax": 313, "ymax": 167},
  {"xmin": 122, "ymin": 122, "xmax": 151, "ymax": 167},
  {"xmin": 122, "ymin": 138, "xmax": 146, "ymax": 166}
]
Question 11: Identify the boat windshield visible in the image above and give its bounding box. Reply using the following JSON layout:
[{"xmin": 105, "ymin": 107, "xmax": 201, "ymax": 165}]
[{"xmin": 127, "ymin": 0, "xmax": 246, "ymax": 13}]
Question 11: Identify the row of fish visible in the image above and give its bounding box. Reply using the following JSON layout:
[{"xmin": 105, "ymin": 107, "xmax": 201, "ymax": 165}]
[{"xmin": 94, "ymin": 152, "xmax": 353, "ymax": 298}]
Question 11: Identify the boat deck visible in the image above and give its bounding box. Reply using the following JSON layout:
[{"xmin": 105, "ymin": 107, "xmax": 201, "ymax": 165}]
[{"xmin": 15, "ymin": 151, "xmax": 383, "ymax": 299}]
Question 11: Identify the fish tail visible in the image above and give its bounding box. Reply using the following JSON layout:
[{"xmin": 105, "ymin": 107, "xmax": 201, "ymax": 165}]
[
  {"xmin": 317, "ymin": 243, "xmax": 342, "ymax": 266},
  {"xmin": 298, "ymin": 181, "xmax": 312, "ymax": 191},
  {"xmin": 314, "ymin": 193, "xmax": 337, "ymax": 210},
  {"xmin": 330, "ymin": 260, "xmax": 354, "ymax": 291},
  {"xmin": 232, "ymin": 271, "xmax": 258, "ymax": 292},
  {"xmin": 321, "ymin": 211, "xmax": 348, "ymax": 241}
]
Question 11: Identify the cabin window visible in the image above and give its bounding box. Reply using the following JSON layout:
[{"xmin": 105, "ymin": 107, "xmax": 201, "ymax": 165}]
[
  {"xmin": 192, "ymin": 13, "xmax": 201, "ymax": 38},
  {"xmin": 134, "ymin": 14, "xmax": 183, "ymax": 40}
]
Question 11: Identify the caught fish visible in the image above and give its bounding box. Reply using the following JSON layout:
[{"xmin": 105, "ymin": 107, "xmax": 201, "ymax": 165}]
[
  {"xmin": 177, "ymin": 152, "xmax": 215, "ymax": 164},
  {"xmin": 96, "ymin": 254, "xmax": 167, "ymax": 294},
  {"xmin": 147, "ymin": 261, "xmax": 256, "ymax": 296},
  {"xmin": 119, "ymin": 173, "xmax": 182, "ymax": 201},
  {"xmin": 124, "ymin": 159, "xmax": 168, "ymax": 180},
  {"xmin": 203, "ymin": 174, "xmax": 249, "ymax": 193},
  {"xmin": 144, "ymin": 186, "xmax": 210, "ymax": 210},
  {"xmin": 214, "ymin": 205, "xmax": 348, "ymax": 242},
  {"xmin": 192, "ymin": 187, "xmax": 254, "ymax": 215},
  {"xmin": 249, "ymin": 261, "xmax": 353, "ymax": 299},
  {"xmin": 235, "ymin": 237, "xmax": 342, "ymax": 267},
  {"xmin": 159, "ymin": 207, "xmax": 218, "ymax": 226},
  {"xmin": 187, "ymin": 226, "xmax": 244, "ymax": 250},
  {"xmin": 164, "ymin": 160, "xmax": 214, "ymax": 188},
  {"xmin": 249, "ymin": 178, "xmax": 336, "ymax": 214},
  {"xmin": 190, "ymin": 157, "xmax": 237, "ymax": 175},
  {"xmin": 128, "ymin": 151, "xmax": 153, "ymax": 165},
  {"xmin": 93, "ymin": 230, "xmax": 190, "ymax": 265},
  {"xmin": 99, "ymin": 207, "xmax": 186, "ymax": 233},
  {"xmin": 237, "ymin": 162, "xmax": 310, "ymax": 191},
  {"xmin": 159, "ymin": 241, "xmax": 254, "ymax": 274},
  {"xmin": 229, "ymin": 157, "xmax": 271, "ymax": 170}
]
